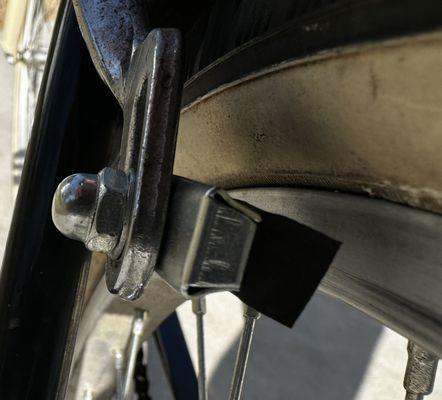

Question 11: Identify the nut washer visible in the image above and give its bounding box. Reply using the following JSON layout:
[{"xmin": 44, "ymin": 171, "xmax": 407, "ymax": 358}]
[{"xmin": 85, "ymin": 168, "xmax": 129, "ymax": 253}]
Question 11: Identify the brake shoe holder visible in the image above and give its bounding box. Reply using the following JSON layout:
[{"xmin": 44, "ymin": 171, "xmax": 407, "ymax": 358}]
[
  {"xmin": 155, "ymin": 178, "xmax": 261, "ymax": 296},
  {"xmin": 105, "ymin": 29, "xmax": 183, "ymax": 299},
  {"xmin": 52, "ymin": 28, "xmax": 341, "ymax": 325},
  {"xmin": 155, "ymin": 177, "xmax": 341, "ymax": 327}
]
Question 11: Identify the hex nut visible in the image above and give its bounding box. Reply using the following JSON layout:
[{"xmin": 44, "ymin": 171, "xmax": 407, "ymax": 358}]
[{"xmin": 85, "ymin": 167, "xmax": 129, "ymax": 253}]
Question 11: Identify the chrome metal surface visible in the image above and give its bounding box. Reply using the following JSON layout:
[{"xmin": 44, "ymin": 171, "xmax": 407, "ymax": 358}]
[
  {"xmin": 18, "ymin": 49, "xmax": 47, "ymax": 67},
  {"xmin": 231, "ymin": 188, "xmax": 442, "ymax": 357},
  {"xmin": 52, "ymin": 173, "xmax": 98, "ymax": 242},
  {"xmin": 52, "ymin": 168, "xmax": 129, "ymax": 253},
  {"xmin": 52, "ymin": 29, "xmax": 183, "ymax": 300},
  {"xmin": 404, "ymin": 341, "xmax": 439, "ymax": 399},
  {"xmin": 72, "ymin": 0, "xmax": 149, "ymax": 104},
  {"xmin": 20, "ymin": 0, "xmax": 44, "ymax": 57},
  {"xmin": 228, "ymin": 306, "xmax": 261, "ymax": 400},
  {"xmin": 156, "ymin": 178, "xmax": 259, "ymax": 296},
  {"xmin": 105, "ymin": 29, "xmax": 183, "ymax": 300},
  {"xmin": 192, "ymin": 297, "xmax": 207, "ymax": 400},
  {"xmin": 86, "ymin": 168, "xmax": 129, "ymax": 253},
  {"xmin": 114, "ymin": 350, "xmax": 124, "ymax": 400}
]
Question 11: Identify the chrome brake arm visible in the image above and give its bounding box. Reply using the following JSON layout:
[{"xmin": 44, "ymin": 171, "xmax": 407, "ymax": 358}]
[
  {"xmin": 72, "ymin": 0, "xmax": 150, "ymax": 104},
  {"xmin": 52, "ymin": 26, "xmax": 184, "ymax": 300},
  {"xmin": 105, "ymin": 29, "xmax": 183, "ymax": 299}
]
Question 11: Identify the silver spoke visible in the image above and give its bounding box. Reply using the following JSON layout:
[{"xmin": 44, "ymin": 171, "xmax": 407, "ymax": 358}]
[
  {"xmin": 121, "ymin": 310, "xmax": 146, "ymax": 399},
  {"xmin": 228, "ymin": 306, "xmax": 261, "ymax": 400},
  {"xmin": 83, "ymin": 388, "xmax": 94, "ymax": 400},
  {"xmin": 114, "ymin": 349, "xmax": 125, "ymax": 400},
  {"xmin": 403, "ymin": 341, "xmax": 439, "ymax": 400},
  {"xmin": 192, "ymin": 297, "xmax": 208, "ymax": 400}
]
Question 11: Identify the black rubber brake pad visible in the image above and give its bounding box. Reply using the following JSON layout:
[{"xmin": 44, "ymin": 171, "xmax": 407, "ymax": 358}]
[{"xmin": 234, "ymin": 207, "xmax": 341, "ymax": 328}]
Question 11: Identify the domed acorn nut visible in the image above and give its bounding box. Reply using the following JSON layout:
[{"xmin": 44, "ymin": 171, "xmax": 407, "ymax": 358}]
[{"xmin": 52, "ymin": 167, "xmax": 129, "ymax": 254}]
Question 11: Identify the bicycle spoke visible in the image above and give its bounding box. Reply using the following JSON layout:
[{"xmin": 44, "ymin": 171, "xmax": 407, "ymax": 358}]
[
  {"xmin": 114, "ymin": 350, "xmax": 124, "ymax": 400},
  {"xmin": 192, "ymin": 297, "xmax": 208, "ymax": 400},
  {"xmin": 403, "ymin": 341, "xmax": 439, "ymax": 400},
  {"xmin": 121, "ymin": 310, "xmax": 146, "ymax": 400},
  {"xmin": 83, "ymin": 388, "xmax": 94, "ymax": 400},
  {"xmin": 228, "ymin": 306, "xmax": 261, "ymax": 400}
]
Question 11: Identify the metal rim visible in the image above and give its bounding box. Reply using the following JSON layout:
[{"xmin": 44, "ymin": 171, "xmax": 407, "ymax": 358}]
[{"xmin": 70, "ymin": 187, "xmax": 442, "ymax": 398}]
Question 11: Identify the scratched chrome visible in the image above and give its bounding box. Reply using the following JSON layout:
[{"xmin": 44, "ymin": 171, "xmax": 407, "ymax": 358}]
[
  {"xmin": 72, "ymin": 0, "xmax": 149, "ymax": 104},
  {"xmin": 103, "ymin": 29, "xmax": 183, "ymax": 300},
  {"xmin": 55, "ymin": 0, "xmax": 184, "ymax": 300}
]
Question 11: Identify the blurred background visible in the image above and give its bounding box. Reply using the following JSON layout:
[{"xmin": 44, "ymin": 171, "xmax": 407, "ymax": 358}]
[{"xmin": 0, "ymin": 2, "xmax": 441, "ymax": 399}]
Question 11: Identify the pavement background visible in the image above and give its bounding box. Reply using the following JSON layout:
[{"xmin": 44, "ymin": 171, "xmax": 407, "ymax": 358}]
[{"xmin": 0, "ymin": 40, "xmax": 441, "ymax": 400}]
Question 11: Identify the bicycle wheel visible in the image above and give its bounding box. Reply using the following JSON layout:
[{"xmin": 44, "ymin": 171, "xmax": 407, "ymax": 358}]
[
  {"xmin": 2, "ymin": 0, "xmax": 59, "ymax": 198},
  {"xmin": 1, "ymin": 0, "xmax": 441, "ymax": 399},
  {"xmin": 66, "ymin": 0, "xmax": 442, "ymax": 399}
]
